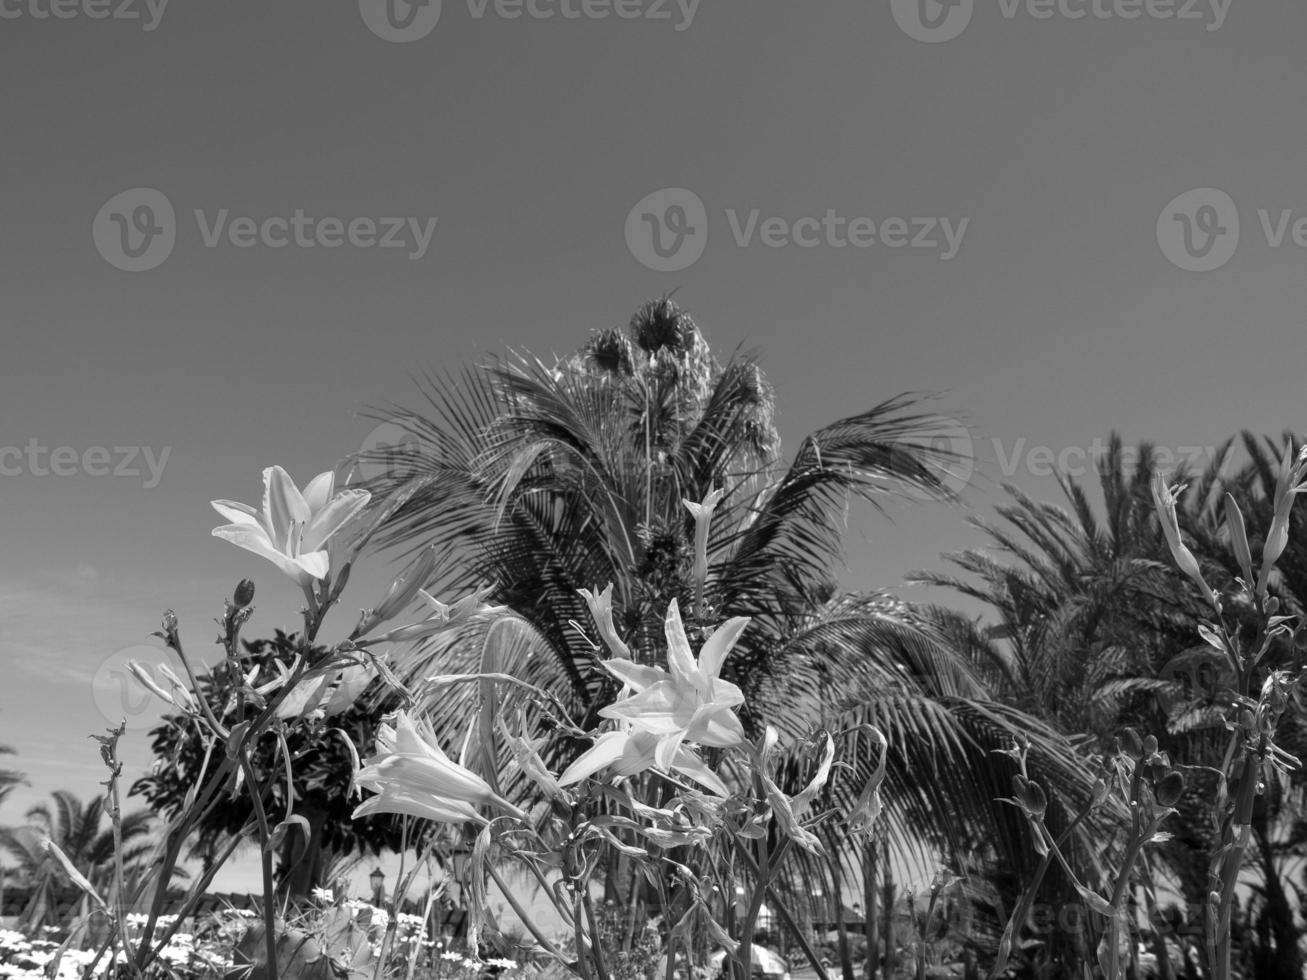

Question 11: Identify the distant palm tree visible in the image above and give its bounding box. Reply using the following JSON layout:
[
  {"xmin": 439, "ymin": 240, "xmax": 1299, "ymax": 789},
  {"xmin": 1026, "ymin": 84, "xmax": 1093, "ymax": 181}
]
[
  {"xmin": 0, "ymin": 744, "xmax": 24, "ymax": 811},
  {"xmin": 356, "ymin": 300, "xmax": 1094, "ymax": 903},
  {"xmin": 0, "ymin": 790, "xmax": 154, "ymax": 931},
  {"xmin": 912, "ymin": 434, "xmax": 1307, "ymax": 979}
]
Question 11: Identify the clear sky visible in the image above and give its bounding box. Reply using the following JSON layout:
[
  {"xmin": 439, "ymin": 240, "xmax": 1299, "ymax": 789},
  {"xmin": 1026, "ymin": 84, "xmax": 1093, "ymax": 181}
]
[{"xmin": 2, "ymin": 0, "xmax": 1305, "ymax": 892}]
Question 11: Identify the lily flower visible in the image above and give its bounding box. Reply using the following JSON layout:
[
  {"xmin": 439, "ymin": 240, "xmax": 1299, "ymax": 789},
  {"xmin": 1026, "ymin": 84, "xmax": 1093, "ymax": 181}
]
[
  {"xmin": 556, "ymin": 597, "xmax": 749, "ymax": 796},
  {"xmin": 211, "ymin": 467, "xmax": 370, "ymax": 587},
  {"xmin": 756, "ymin": 725, "xmax": 835, "ymax": 854},
  {"xmin": 578, "ymin": 584, "xmax": 633, "ymax": 660},
  {"xmin": 499, "ymin": 710, "xmax": 571, "ymax": 805},
  {"xmin": 353, "ymin": 711, "xmax": 524, "ymax": 824},
  {"xmin": 557, "ymin": 728, "xmax": 731, "ymax": 797},
  {"xmin": 682, "ymin": 488, "xmax": 725, "ymax": 609},
  {"xmin": 1150, "ymin": 473, "xmax": 1211, "ymax": 599},
  {"xmin": 599, "ymin": 599, "xmax": 748, "ymax": 768}
]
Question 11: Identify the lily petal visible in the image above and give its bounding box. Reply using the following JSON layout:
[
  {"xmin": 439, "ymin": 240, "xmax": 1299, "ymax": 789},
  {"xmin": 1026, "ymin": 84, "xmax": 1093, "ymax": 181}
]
[
  {"xmin": 557, "ymin": 731, "xmax": 631, "ymax": 787},
  {"xmin": 301, "ymin": 488, "xmax": 371, "ymax": 553},
  {"xmin": 212, "ymin": 525, "xmax": 325, "ymax": 584},
  {"xmin": 601, "ymin": 658, "xmax": 669, "ymax": 694},
  {"xmin": 662, "ymin": 600, "xmax": 698, "ymax": 683},
  {"xmin": 263, "ymin": 466, "xmax": 311, "ymax": 554},
  {"xmin": 301, "ymin": 471, "xmax": 336, "ymax": 514},
  {"xmin": 210, "ymin": 500, "xmax": 263, "ymax": 529},
  {"xmin": 698, "ymin": 617, "xmax": 750, "ymax": 680},
  {"xmin": 670, "ymin": 746, "xmax": 730, "ymax": 797}
]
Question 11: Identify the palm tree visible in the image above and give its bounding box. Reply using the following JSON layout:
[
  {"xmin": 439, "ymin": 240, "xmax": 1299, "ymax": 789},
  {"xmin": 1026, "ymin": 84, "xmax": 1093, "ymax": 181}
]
[
  {"xmin": 0, "ymin": 790, "xmax": 154, "ymax": 931},
  {"xmin": 355, "ymin": 300, "xmax": 1095, "ymax": 951},
  {"xmin": 912, "ymin": 434, "xmax": 1307, "ymax": 978},
  {"xmin": 0, "ymin": 747, "xmax": 23, "ymax": 809}
]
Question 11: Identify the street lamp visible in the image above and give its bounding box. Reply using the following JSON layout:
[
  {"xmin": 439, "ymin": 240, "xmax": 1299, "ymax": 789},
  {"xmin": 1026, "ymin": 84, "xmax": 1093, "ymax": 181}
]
[{"xmin": 369, "ymin": 867, "xmax": 385, "ymax": 907}]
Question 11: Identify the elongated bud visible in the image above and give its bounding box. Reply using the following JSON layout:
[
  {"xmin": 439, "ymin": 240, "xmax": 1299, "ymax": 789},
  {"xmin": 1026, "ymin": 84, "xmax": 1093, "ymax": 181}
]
[
  {"xmin": 233, "ymin": 579, "xmax": 256, "ymax": 608},
  {"xmin": 1151, "ymin": 473, "xmax": 1212, "ymax": 599},
  {"xmin": 1258, "ymin": 440, "xmax": 1306, "ymax": 592},
  {"xmin": 1155, "ymin": 771, "xmax": 1185, "ymax": 807},
  {"xmin": 1142, "ymin": 734, "xmax": 1158, "ymax": 757},
  {"xmin": 1023, "ymin": 781, "xmax": 1048, "ymax": 819},
  {"xmin": 1224, "ymin": 494, "xmax": 1255, "ymax": 587},
  {"xmin": 1119, "ymin": 728, "xmax": 1144, "ymax": 760},
  {"xmin": 1267, "ymin": 595, "xmax": 1280, "ymax": 615}
]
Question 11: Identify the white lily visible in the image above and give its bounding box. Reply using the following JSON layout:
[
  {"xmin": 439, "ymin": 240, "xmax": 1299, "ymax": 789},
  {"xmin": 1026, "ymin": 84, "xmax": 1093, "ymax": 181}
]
[
  {"xmin": 557, "ymin": 596, "xmax": 749, "ymax": 796},
  {"xmin": 353, "ymin": 711, "xmax": 524, "ymax": 824},
  {"xmin": 211, "ymin": 466, "xmax": 370, "ymax": 587}
]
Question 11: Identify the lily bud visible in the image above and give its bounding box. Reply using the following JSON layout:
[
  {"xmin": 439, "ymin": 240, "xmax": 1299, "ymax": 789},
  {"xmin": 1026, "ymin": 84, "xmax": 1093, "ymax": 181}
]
[
  {"xmin": 233, "ymin": 579, "xmax": 256, "ymax": 608},
  {"xmin": 1022, "ymin": 781, "xmax": 1048, "ymax": 819},
  {"xmin": 683, "ymin": 488, "xmax": 725, "ymax": 616},
  {"xmin": 1151, "ymin": 473, "xmax": 1212, "ymax": 599},
  {"xmin": 1155, "ymin": 771, "xmax": 1185, "ymax": 807},
  {"xmin": 1258, "ymin": 440, "xmax": 1307, "ymax": 593},
  {"xmin": 1142, "ymin": 734, "xmax": 1158, "ymax": 757},
  {"xmin": 1223, "ymin": 495, "xmax": 1255, "ymax": 588},
  {"xmin": 1119, "ymin": 728, "xmax": 1144, "ymax": 760}
]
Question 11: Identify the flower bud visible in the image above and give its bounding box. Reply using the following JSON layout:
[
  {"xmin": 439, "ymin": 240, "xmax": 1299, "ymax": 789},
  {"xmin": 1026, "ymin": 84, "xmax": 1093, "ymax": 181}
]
[
  {"xmin": 233, "ymin": 579, "xmax": 256, "ymax": 608},
  {"xmin": 1119, "ymin": 728, "xmax": 1144, "ymax": 760},
  {"xmin": 1267, "ymin": 596, "xmax": 1281, "ymax": 615},
  {"xmin": 1091, "ymin": 778, "xmax": 1110, "ymax": 806},
  {"xmin": 1022, "ymin": 781, "xmax": 1048, "ymax": 819},
  {"xmin": 1154, "ymin": 771, "xmax": 1184, "ymax": 806},
  {"xmin": 1224, "ymin": 494, "xmax": 1255, "ymax": 587},
  {"xmin": 1142, "ymin": 734, "xmax": 1158, "ymax": 757}
]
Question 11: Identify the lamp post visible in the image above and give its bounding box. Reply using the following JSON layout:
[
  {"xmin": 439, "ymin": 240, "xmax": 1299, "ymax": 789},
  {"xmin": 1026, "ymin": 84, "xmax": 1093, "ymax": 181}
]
[{"xmin": 369, "ymin": 867, "xmax": 385, "ymax": 908}]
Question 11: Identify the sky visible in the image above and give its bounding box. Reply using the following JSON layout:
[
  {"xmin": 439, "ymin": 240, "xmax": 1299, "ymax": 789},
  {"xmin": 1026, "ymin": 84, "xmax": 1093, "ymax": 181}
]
[{"xmin": 1, "ymin": 0, "xmax": 1305, "ymax": 894}]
